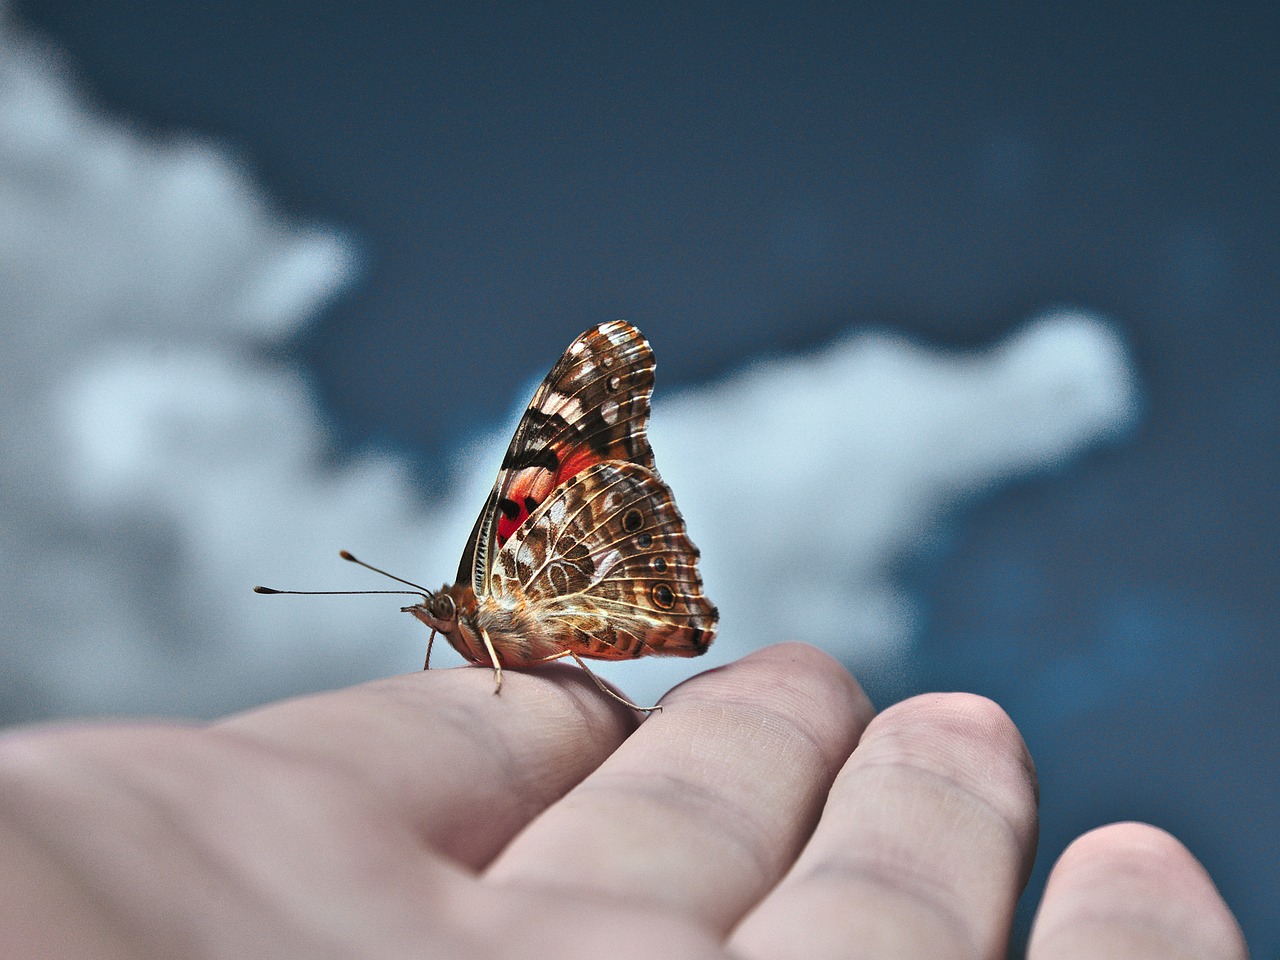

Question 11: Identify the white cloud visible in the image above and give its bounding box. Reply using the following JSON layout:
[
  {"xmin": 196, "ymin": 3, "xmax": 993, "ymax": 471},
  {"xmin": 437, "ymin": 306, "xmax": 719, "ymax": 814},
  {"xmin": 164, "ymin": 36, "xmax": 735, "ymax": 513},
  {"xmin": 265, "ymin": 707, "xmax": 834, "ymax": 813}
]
[{"xmin": 0, "ymin": 9, "xmax": 1139, "ymax": 722}]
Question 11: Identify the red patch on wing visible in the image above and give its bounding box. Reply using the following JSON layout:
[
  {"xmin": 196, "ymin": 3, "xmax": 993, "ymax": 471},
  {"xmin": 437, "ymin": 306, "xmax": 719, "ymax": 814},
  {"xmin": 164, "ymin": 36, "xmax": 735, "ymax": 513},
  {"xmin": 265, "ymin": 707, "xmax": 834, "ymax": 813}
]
[
  {"xmin": 494, "ymin": 444, "xmax": 610, "ymax": 546},
  {"xmin": 496, "ymin": 498, "xmax": 532, "ymax": 545}
]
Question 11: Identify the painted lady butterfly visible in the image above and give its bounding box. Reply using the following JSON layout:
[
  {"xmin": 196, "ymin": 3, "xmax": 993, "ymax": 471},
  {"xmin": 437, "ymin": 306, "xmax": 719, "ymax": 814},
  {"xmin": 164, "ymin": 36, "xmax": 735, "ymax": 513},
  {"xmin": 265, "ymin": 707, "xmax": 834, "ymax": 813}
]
[{"xmin": 257, "ymin": 320, "xmax": 717, "ymax": 711}]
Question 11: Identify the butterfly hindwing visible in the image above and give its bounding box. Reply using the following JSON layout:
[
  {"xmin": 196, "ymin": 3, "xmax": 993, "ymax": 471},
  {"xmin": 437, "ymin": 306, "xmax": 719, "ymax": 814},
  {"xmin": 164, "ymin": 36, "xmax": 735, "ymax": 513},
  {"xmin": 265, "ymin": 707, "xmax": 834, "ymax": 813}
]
[
  {"xmin": 489, "ymin": 460, "xmax": 717, "ymax": 660},
  {"xmin": 458, "ymin": 320, "xmax": 657, "ymax": 592}
]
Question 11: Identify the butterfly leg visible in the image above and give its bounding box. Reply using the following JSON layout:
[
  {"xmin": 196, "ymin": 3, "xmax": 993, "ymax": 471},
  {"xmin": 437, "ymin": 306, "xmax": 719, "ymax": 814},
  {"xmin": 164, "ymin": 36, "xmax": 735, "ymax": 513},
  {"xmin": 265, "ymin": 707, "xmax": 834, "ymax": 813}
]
[
  {"xmin": 478, "ymin": 625, "xmax": 503, "ymax": 695},
  {"xmin": 532, "ymin": 649, "xmax": 661, "ymax": 714},
  {"xmin": 423, "ymin": 630, "xmax": 437, "ymax": 671}
]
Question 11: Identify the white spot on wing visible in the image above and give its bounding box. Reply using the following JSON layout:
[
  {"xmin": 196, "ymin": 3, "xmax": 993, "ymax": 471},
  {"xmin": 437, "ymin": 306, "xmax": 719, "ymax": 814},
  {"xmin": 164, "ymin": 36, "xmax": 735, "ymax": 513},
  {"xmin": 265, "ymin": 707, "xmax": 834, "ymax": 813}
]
[
  {"xmin": 547, "ymin": 394, "xmax": 582, "ymax": 422},
  {"xmin": 592, "ymin": 548, "xmax": 624, "ymax": 583},
  {"xmin": 548, "ymin": 495, "xmax": 567, "ymax": 524}
]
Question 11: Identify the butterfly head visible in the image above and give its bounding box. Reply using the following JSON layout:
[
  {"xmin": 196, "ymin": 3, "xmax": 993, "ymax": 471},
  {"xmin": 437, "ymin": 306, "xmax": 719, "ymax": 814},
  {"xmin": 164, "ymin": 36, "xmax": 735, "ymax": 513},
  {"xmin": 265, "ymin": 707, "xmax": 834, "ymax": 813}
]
[
  {"xmin": 401, "ymin": 582, "xmax": 490, "ymax": 665},
  {"xmin": 401, "ymin": 589, "xmax": 454, "ymax": 630}
]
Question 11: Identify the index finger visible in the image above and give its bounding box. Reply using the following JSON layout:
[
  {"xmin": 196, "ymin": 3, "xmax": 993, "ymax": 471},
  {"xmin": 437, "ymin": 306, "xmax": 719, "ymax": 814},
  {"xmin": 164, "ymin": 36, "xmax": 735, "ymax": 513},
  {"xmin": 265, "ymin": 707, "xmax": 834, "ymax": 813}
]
[{"xmin": 217, "ymin": 661, "xmax": 638, "ymax": 868}]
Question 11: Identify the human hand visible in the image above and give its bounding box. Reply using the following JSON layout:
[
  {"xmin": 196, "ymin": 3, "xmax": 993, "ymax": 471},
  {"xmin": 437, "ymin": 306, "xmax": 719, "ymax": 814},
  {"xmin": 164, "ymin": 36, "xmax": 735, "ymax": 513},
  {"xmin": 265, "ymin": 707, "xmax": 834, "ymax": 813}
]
[{"xmin": 0, "ymin": 643, "xmax": 1247, "ymax": 959}]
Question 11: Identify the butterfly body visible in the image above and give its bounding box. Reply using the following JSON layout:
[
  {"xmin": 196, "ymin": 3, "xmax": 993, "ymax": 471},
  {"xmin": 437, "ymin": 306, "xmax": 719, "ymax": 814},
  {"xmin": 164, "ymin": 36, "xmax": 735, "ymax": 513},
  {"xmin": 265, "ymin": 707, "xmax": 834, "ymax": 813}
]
[{"xmin": 410, "ymin": 322, "xmax": 716, "ymax": 688}]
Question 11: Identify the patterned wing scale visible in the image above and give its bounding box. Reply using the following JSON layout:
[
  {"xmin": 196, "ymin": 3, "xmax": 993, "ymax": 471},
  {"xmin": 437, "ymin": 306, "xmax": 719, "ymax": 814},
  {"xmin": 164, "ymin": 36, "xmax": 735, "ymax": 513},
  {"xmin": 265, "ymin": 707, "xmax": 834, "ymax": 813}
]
[
  {"xmin": 489, "ymin": 461, "xmax": 717, "ymax": 660},
  {"xmin": 457, "ymin": 320, "xmax": 657, "ymax": 593}
]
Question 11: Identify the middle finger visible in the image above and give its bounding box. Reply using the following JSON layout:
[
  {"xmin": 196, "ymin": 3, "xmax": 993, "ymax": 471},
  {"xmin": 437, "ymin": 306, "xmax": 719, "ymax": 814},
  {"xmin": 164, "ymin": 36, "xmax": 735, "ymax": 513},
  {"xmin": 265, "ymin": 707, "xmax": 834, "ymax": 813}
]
[{"xmin": 484, "ymin": 643, "xmax": 874, "ymax": 934}]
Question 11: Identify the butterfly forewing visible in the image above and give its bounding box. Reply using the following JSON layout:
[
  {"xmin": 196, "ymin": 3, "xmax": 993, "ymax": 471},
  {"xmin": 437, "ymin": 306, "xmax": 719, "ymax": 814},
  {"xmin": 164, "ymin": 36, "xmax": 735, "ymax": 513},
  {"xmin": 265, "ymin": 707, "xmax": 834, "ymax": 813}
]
[
  {"xmin": 459, "ymin": 320, "xmax": 658, "ymax": 592},
  {"xmin": 490, "ymin": 461, "xmax": 717, "ymax": 660}
]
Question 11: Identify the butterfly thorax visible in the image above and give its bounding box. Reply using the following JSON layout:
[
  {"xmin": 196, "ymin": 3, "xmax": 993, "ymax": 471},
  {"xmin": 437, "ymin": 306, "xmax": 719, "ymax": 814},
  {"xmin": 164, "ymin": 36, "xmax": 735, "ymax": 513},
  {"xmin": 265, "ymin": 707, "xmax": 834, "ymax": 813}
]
[{"xmin": 404, "ymin": 582, "xmax": 564, "ymax": 667}]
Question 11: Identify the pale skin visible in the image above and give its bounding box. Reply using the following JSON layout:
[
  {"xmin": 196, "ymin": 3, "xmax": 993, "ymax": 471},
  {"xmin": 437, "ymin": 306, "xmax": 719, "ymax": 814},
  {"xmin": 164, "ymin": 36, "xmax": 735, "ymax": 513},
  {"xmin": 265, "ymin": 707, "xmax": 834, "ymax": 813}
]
[{"xmin": 0, "ymin": 644, "xmax": 1248, "ymax": 960}]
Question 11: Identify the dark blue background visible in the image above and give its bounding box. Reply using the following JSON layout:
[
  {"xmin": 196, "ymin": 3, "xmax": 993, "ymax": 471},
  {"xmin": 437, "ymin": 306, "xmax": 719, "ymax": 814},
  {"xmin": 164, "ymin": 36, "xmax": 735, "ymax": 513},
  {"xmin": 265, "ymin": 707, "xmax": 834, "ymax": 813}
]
[{"xmin": 20, "ymin": 1, "xmax": 1278, "ymax": 952}]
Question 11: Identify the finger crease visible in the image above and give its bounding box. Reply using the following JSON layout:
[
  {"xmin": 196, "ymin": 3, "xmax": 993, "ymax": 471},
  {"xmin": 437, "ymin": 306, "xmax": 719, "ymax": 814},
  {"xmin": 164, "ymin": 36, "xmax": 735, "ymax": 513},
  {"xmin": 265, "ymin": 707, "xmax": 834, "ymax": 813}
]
[{"xmin": 800, "ymin": 852, "xmax": 979, "ymax": 954}]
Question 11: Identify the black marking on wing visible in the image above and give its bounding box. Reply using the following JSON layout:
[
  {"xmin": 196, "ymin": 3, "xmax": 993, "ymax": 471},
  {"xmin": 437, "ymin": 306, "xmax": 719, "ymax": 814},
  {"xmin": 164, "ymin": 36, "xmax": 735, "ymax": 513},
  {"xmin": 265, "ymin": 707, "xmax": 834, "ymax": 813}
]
[{"xmin": 501, "ymin": 429, "xmax": 562, "ymax": 471}]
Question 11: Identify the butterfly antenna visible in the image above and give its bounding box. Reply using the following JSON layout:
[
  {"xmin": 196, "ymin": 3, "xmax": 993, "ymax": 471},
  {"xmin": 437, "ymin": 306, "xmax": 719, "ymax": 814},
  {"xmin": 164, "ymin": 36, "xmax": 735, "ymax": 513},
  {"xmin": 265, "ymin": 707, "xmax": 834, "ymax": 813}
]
[
  {"xmin": 253, "ymin": 586, "xmax": 428, "ymax": 598},
  {"xmin": 338, "ymin": 550, "xmax": 435, "ymax": 594},
  {"xmin": 253, "ymin": 550, "xmax": 434, "ymax": 600}
]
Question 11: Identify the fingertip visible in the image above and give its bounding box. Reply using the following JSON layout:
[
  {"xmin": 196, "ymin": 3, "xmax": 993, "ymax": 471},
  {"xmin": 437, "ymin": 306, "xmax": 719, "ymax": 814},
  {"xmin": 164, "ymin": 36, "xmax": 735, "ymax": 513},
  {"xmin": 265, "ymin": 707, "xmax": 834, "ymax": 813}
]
[
  {"xmin": 869, "ymin": 692, "xmax": 1039, "ymax": 813},
  {"xmin": 878, "ymin": 691, "xmax": 1022, "ymax": 745},
  {"xmin": 690, "ymin": 642, "xmax": 870, "ymax": 713},
  {"xmin": 1034, "ymin": 821, "xmax": 1248, "ymax": 960},
  {"xmin": 669, "ymin": 642, "xmax": 874, "ymax": 767},
  {"xmin": 746, "ymin": 640, "xmax": 856, "ymax": 680},
  {"xmin": 1059, "ymin": 820, "xmax": 1183, "ymax": 866}
]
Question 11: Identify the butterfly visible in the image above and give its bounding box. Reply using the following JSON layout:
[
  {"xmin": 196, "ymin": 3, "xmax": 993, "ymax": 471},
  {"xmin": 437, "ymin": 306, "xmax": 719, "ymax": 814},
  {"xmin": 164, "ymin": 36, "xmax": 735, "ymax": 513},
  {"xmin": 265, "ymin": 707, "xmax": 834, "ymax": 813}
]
[{"xmin": 257, "ymin": 320, "xmax": 717, "ymax": 711}]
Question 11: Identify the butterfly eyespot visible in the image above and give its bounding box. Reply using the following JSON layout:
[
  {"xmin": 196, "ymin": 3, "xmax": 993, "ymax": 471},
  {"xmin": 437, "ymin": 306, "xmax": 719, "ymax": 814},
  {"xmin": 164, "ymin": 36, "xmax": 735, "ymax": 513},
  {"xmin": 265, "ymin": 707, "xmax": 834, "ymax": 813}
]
[
  {"xmin": 650, "ymin": 555, "xmax": 667, "ymax": 572},
  {"xmin": 606, "ymin": 374, "xmax": 622, "ymax": 392},
  {"xmin": 601, "ymin": 355, "xmax": 615, "ymax": 369},
  {"xmin": 651, "ymin": 583, "xmax": 676, "ymax": 609},
  {"xmin": 622, "ymin": 508, "xmax": 644, "ymax": 532},
  {"xmin": 636, "ymin": 532, "xmax": 653, "ymax": 548}
]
